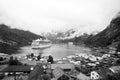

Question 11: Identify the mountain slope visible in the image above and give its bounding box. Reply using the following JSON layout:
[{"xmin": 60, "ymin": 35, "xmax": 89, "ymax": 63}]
[
  {"xmin": 0, "ymin": 24, "xmax": 42, "ymax": 54},
  {"xmin": 85, "ymin": 12, "xmax": 120, "ymax": 48}
]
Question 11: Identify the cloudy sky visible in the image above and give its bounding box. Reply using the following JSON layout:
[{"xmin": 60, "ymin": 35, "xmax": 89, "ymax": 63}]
[{"xmin": 0, "ymin": 0, "xmax": 120, "ymax": 34}]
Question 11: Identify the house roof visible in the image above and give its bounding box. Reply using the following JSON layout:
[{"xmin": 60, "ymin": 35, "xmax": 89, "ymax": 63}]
[
  {"xmin": 53, "ymin": 67, "xmax": 64, "ymax": 79},
  {"xmin": 0, "ymin": 53, "xmax": 8, "ymax": 56},
  {"xmin": 51, "ymin": 63, "xmax": 74, "ymax": 70},
  {"xmin": 109, "ymin": 66, "xmax": 120, "ymax": 73},
  {"xmin": 77, "ymin": 73, "xmax": 90, "ymax": 80},
  {"xmin": 53, "ymin": 67, "xmax": 70, "ymax": 80},
  {"xmin": 95, "ymin": 68, "xmax": 112, "ymax": 78},
  {"xmin": 0, "ymin": 65, "xmax": 8, "ymax": 71},
  {"xmin": 109, "ymin": 42, "xmax": 120, "ymax": 49},
  {"xmin": 28, "ymin": 65, "xmax": 44, "ymax": 80},
  {"xmin": 1, "ymin": 65, "xmax": 33, "ymax": 72}
]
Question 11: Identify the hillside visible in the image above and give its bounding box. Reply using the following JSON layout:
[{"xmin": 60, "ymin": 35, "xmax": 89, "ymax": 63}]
[
  {"xmin": 85, "ymin": 12, "xmax": 120, "ymax": 49},
  {"xmin": 0, "ymin": 24, "xmax": 42, "ymax": 54}
]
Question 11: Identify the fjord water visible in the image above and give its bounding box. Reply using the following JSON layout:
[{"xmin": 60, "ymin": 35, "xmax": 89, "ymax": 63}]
[{"xmin": 13, "ymin": 44, "xmax": 91, "ymax": 59}]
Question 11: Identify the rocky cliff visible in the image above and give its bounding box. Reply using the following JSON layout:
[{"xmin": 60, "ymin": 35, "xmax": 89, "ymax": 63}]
[{"xmin": 85, "ymin": 12, "xmax": 120, "ymax": 49}]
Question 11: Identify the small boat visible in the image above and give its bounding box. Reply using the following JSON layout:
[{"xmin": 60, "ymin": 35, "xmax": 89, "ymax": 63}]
[{"xmin": 31, "ymin": 38, "xmax": 52, "ymax": 49}]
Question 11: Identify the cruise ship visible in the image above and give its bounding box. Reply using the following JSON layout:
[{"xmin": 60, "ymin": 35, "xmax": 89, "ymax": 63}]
[{"xmin": 31, "ymin": 38, "xmax": 52, "ymax": 49}]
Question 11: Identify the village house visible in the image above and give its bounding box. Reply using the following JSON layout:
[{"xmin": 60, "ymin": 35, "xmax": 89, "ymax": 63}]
[
  {"xmin": 90, "ymin": 68, "xmax": 112, "ymax": 80},
  {"xmin": 51, "ymin": 63, "xmax": 74, "ymax": 72},
  {"xmin": 52, "ymin": 67, "xmax": 70, "ymax": 80},
  {"xmin": 109, "ymin": 66, "xmax": 120, "ymax": 73},
  {"xmin": 102, "ymin": 54, "xmax": 110, "ymax": 58},
  {"xmin": 77, "ymin": 72, "xmax": 90, "ymax": 80},
  {"xmin": 109, "ymin": 46, "xmax": 117, "ymax": 54},
  {"xmin": 0, "ymin": 53, "xmax": 9, "ymax": 65},
  {"xmin": 76, "ymin": 53, "xmax": 89, "ymax": 59},
  {"xmin": 1, "ymin": 65, "xmax": 33, "ymax": 75},
  {"xmin": 87, "ymin": 63, "xmax": 96, "ymax": 67},
  {"xmin": 67, "ymin": 55, "xmax": 76, "ymax": 59}
]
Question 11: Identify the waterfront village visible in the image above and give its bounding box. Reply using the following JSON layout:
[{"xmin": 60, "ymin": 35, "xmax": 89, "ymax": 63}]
[{"xmin": 0, "ymin": 46, "xmax": 120, "ymax": 80}]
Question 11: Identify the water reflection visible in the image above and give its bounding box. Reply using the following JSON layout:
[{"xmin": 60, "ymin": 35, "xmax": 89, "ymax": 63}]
[{"xmin": 12, "ymin": 44, "xmax": 91, "ymax": 59}]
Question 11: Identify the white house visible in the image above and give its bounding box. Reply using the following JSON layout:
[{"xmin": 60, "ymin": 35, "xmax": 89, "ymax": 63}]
[
  {"xmin": 90, "ymin": 71, "xmax": 100, "ymax": 80},
  {"xmin": 102, "ymin": 54, "xmax": 110, "ymax": 58},
  {"xmin": 90, "ymin": 69, "xmax": 111, "ymax": 80},
  {"xmin": 96, "ymin": 57, "xmax": 103, "ymax": 61},
  {"xmin": 109, "ymin": 47, "xmax": 117, "ymax": 54},
  {"xmin": 77, "ymin": 53, "xmax": 89, "ymax": 59},
  {"xmin": 88, "ymin": 63, "xmax": 96, "ymax": 67}
]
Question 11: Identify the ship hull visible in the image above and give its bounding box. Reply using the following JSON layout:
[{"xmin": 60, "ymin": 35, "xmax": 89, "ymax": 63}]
[
  {"xmin": 31, "ymin": 39, "xmax": 52, "ymax": 49},
  {"xmin": 32, "ymin": 44, "xmax": 51, "ymax": 49}
]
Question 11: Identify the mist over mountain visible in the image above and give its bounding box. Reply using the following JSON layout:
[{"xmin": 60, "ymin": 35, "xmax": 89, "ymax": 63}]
[
  {"xmin": 1, "ymin": 11, "xmax": 120, "ymax": 54},
  {"xmin": 43, "ymin": 12, "xmax": 120, "ymax": 51},
  {"xmin": 42, "ymin": 27, "xmax": 98, "ymax": 44}
]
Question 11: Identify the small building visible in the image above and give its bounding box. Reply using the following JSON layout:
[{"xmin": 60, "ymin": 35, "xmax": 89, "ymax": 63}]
[
  {"xmin": 88, "ymin": 56, "xmax": 97, "ymax": 62},
  {"xmin": 77, "ymin": 73, "xmax": 90, "ymax": 80},
  {"xmin": 28, "ymin": 65, "xmax": 44, "ymax": 80},
  {"xmin": 0, "ymin": 65, "xmax": 33, "ymax": 80},
  {"xmin": 109, "ymin": 66, "xmax": 120, "ymax": 73},
  {"xmin": 87, "ymin": 63, "xmax": 96, "ymax": 67},
  {"xmin": 0, "ymin": 53, "xmax": 8, "ymax": 56},
  {"xmin": 51, "ymin": 63, "xmax": 74, "ymax": 71},
  {"xmin": 1, "ymin": 65, "xmax": 33, "ymax": 73},
  {"xmin": 0, "ymin": 53, "xmax": 9, "ymax": 65},
  {"xmin": 53, "ymin": 67, "xmax": 70, "ymax": 80},
  {"xmin": 109, "ymin": 46, "xmax": 117, "ymax": 54},
  {"xmin": 0, "ymin": 60, "xmax": 9, "ymax": 65},
  {"xmin": 77, "ymin": 53, "xmax": 89, "ymax": 59},
  {"xmin": 102, "ymin": 54, "xmax": 110, "ymax": 58},
  {"xmin": 0, "ymin": 65, "xmax": 8, "ymax": 72},
  {"xmin": 90, "ymin": 69, "xmax": 112, "ymax": 80}
]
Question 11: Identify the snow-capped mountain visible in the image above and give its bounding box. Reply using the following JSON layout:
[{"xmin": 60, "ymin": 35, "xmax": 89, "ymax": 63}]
[
  {"xmin": 42, "ymin": 27, "xmax": 99, "ymax": 43},
  {"xmin": 57, "ymin": 28, "xmax": 82, "ymax": 40},
  {"xmin": 57, "ymin": 27, "xmax": 98, "ymax": 40}
]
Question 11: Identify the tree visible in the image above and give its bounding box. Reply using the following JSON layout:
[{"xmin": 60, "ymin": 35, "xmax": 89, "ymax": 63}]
[
  {"xmin": 9, "ymin": 56, "xmax": 22, "ymax": 65},
  {"xmin": 47, "ymin": 55, "xmax": 54, "ymax": 63}
]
